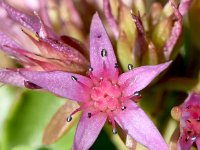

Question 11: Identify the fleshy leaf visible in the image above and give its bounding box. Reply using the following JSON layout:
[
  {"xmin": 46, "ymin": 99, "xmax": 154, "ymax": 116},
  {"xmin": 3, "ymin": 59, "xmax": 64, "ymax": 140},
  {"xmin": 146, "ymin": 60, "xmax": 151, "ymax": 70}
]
[
  {"xmin": 103, "ymin": 0, "xmax": 119, "ymax": 39},
  {"xmin": 73, "ymin": 112, "xmax": 107, "ymax": 150},
  {"xmin": 89, "ymin": 13, "xmax": 118, "ymax": 78},
  {"xmin": 20, "ymin": 70, "xmax": 92, "ymax": 102},
  {"xmin": 43, "ymin": 102, "xmax": 80, "ymax": 144},
  {"xmin": 117, "ymin": 33, "xmax": 135, "ymax": 71},
  {"xmin": 1, "ymin": 90, "xmax": 65, "ymax": 150},
  {"xmin": 131, "ymin": 12, "xmax": 148, "ymax": 64},
  {"xmin": 163, "ymin": 2, "xmax": 182, "ymax": 60},
  {"xmin": 115, "ymin": 100, "xmax": 168, "ymax": 150},
  {"xmin": 118, "ymin": 61, "xmax": 172, "ymax": 97}
]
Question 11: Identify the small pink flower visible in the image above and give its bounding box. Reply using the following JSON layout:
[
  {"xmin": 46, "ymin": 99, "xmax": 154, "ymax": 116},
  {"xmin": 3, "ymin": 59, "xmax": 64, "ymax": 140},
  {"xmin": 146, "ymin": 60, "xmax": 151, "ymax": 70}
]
[
  {"xmin": 178, "ymin": 92, "xmax": 200, "ymax": 150},
  {"xmin": 20, "ymin": 13, "xmax": 171, "ymax": 150}
]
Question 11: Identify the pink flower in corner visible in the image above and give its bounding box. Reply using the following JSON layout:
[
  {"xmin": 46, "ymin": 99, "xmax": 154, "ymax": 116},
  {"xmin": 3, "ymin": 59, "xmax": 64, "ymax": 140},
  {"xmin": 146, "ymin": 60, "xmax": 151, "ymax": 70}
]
[
  {"xmin": 178, "ymin": 93, "xmax": 200, "ymax": 150},
  {"xmin": 20, "ymin": 13, "xmax": 171, "ymax": 150}
]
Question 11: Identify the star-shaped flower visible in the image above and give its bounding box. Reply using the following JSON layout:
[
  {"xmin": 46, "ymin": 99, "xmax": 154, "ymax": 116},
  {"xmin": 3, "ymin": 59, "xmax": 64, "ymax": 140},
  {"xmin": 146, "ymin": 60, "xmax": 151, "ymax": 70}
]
[{"xmin": 19, "ymin": 13, "xmax": 171, "ymax": 150}]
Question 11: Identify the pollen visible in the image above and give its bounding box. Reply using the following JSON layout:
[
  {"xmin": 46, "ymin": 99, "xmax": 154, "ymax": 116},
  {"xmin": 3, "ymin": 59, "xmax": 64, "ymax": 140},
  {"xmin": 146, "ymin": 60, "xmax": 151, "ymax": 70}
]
[{"xmin": 90, "ymin": 77, "xmax": 122, "ymax": 112}]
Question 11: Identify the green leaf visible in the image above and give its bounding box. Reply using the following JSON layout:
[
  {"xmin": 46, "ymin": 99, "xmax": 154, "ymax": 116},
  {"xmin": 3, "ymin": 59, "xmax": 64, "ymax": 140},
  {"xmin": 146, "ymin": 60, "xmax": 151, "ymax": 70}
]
[
  {"xmin": 1, "ymin": 90, "xmax": 74, "ymax": 150},
  {"xmin": 0, "ymin": 86, "xmax": 22, "ymax": 150}
]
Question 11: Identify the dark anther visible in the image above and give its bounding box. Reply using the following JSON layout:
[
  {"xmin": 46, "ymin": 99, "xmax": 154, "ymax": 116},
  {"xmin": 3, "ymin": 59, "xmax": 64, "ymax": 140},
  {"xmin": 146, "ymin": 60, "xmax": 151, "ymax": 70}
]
[
  {"xmin": 186, "ymin": 119, "xmax": 191, "ymax": 123},
  {"xmin": 128, "ymin": 64, "xmax": 133, "ymax": 70},
  {"xmin": 187, "ymin": 131, "xmax": 192, "ymax": 134},
  {"xmin": 101, "ymin": 49, "xmax": 107, "ymax": 57},
  {"xmin": 186, "ymin": 106, "xmax": 191, "ymax": 109},
  {"xmin": 97, "ymin": 35, "xmax": 101, "ymax": 38},
  {"xmin": 66, "ymin": 115, "xmax": 72, "ymax": 122},
  {"xmin": 89, "ymin": 67, "xmax": 93, "ymax": 72},
  {"xmin": 185, "ymin": 138, "xmax": 188, "ymax": 142},
  {"xmin": 24, "ymin": 81, "xmax": 41, "ymax": 89},
  {"xmin": 197, "ymin": 117, "xmax": 200, "ymax": 122},
  {"xmin": 112, "ymin": 128, "xmax": 117, "ymax": 134},
  {"xmin": 54, "ymin": 40, "xmax": 59, "ymax": 44},
  {"xmin": 114, "ymin": 63, "xmax": 119, "ymax": 68},
  {"xmin": 134, "ymin": 91, "xmax": 141, "ymax": 97},
  {"xmin": 71, "ymin": 76, "xmax": 77, "ymax": 81},
  {"xmin": 121, "ymin": 106, "xmax": 126, "ymax": 110},
  {"xmin": 88, "ymin": 113, "xmax": 92, "ymax": 118}
]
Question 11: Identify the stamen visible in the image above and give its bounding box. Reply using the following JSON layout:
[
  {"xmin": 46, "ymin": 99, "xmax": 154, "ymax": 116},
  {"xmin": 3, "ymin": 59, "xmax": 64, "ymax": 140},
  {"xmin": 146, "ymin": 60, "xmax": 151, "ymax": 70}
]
[
  {"xmin": 128, "ymin": 64, "xmax": 133, "ymax": 70},
  {"xmin": 88, "ymin": 112, "xmax": 92, "ymax": 118},
  {"xmin": 101, "ymin": 49, "xmax": 107, "ymax": 57},
  {"xmin": 89, "ymin": 67, "xmax": 93, "ymax": 72},
  {"xmin": 66, "ymin": 115, "xmax": 72, "ymax": 122},
  {"xmin": 68, "ymin": 103, "xmax": 93, "ymax": 120},
  {"xmin": 197, "ymin": 117, "xmax": 200, "ymax": 122},
  {"xmin": 186, "ymin": 120, "xmax": 191, "ymax": 123},
  {"xmin": 134, "ymin": 91, "xmax": 141, "ymax": 97},
  {"xmin": 71, "ymin": 76, "xmax": 77, "ymax": 81},
  {"xmin": 133, "ymin": 91, "xmax": 142, "ymax": 102},
  {"xmin": 112, "ymin": 128, "xmax": 117, "ymax": 134},
  {"xmin": 191, "ymin": 136, "xmax": 196, "ymax": 141},
  {"xmin": 121, "ymin": 106, "xmax": 126, "ymax": 111},
  {"xmin": 114, "ymin": 63, "xmax": 119, "ymax": 68},
  {"xmin": 109, "ymin": 115, "xmax": 117, "ymax": 134},
  {"xmin": 186, "ymin": 105, "xmax": 191, "ymax": 109},
  {"xmin": 120, "ymin": 95, "xmax": 132, "ymax": 103},
  {"xmin": 77, "ymin": 80, "xmax": 91, "ymax": 91}
]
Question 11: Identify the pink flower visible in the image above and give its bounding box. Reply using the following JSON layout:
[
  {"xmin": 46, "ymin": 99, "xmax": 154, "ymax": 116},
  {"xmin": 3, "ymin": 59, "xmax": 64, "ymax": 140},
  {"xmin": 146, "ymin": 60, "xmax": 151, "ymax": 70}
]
[
  {"xmin": 178, "ymin": 92, "xmax": 200, "ymax": 150},
  {"xmin": 0, "ymin": 1, "xmax": 89, "ymax": 87},
  {"xmin": 19, "ymin": 13, "xmax": 171, "ymax": 150}
]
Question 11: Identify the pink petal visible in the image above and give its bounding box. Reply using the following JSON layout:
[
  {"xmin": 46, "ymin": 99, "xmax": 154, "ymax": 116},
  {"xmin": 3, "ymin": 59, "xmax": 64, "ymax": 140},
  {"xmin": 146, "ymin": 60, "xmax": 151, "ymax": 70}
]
[
  {"xmin": 89, "ymin": 13, "xmax": 118, "ymax": 78},
  {"xmin": 114, "ymin": 100, "xmax": 168, "ymax": 150},
  {"xmin": 177, "ymin": 133, "xmax": 193, "ymax": 150},
  {"xmin": 73, "ymin": 112, "xmax": 107, "ymax": 150},
  {"xmin": 118, "ymin": 61, "xmax": 172, "ymax": 97},
  {"xmin": 196, "ymin": 138, "xmax": 200, "ymax": 150},
  {"xmin": 0, "ymin": 32, "xmax": 29, "ymax": 59},
  {"xmin": 0, "ymin": 31, "xmax": 21, "ymax": 49},
  {"xmin": 33, "ymin": 38, "xmax": 89, "ymax": 67},
  {"xmin": 1, "ymin": 1, "xmax": 40, "ymax": 33},
  {"xmin": 183, "ymin": 92, "xmax": 200, "ymax": 105},
  {"xmin": 178, "ymin": 0, "xmax": 193, "ymax": 16},
  {"xmin": 0, "ymin": 69, "xmax": 25, "ymax": 87},
  {"xmin": 38, "ymin": 0, "xmax": 52, "ymax": 28},
  {"xmin": 20, "ymin": 71, "xmax": 92, "ymax": 102},
  {"xmin": 103, "ymin": 0, "xmax": 119, "ymax": 39},
  {"xmin": 163, "ymin": 2, "xmax": 182, "ymax": 60}
]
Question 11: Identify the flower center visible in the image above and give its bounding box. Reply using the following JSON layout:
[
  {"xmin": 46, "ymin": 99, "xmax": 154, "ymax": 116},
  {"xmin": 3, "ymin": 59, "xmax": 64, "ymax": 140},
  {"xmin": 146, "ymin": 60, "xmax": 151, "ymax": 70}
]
[
  {"xmin": 182, "ymin": 105, "xmax": 200, "ymax": 142},
  {"xmin": 90, "ymin": 78, "xmax": 122, "ymax": 112}
]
